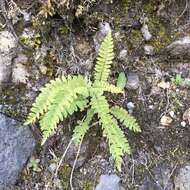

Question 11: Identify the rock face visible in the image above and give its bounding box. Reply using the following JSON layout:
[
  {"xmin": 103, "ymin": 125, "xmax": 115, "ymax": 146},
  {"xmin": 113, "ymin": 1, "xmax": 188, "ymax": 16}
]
[
  {"xmin": 0, "ymin": 31, "xmax": 17, "ymax": 53},
  {"xmin": 0, "ymin": 30, "xmax": 17, "ymax": 85},
  {"xmin": 166, "ymin": 36, "xmax": 190, "ymax": 58},
  {"xmin": 0, "ymin": 114, "xmax": 36, "ymax": 189},
  {"xmin": 95, "ymin": 174, "xmax": 121, "ymax": 190},
  {"xmin": 174, "ymin": 165, "xmax": 190, "ymax": 190}
]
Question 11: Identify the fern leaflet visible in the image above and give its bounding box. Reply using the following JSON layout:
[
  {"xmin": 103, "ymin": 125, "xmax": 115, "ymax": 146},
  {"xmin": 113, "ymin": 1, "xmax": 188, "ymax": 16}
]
[
  {"xmin": 111, "ymin": 106, "xmax": 141, "ymax": 132},
  {"xmin": 92, "ymin": 81, "xmax": 124, "ymax": 94}
]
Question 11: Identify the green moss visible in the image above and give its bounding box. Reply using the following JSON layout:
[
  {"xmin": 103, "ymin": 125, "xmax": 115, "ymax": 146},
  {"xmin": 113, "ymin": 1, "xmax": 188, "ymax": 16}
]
[
  {"xmin": 20, "ymin": 33, "xmax": 42, "ymax": 49},
  {"xmin": 122, "ymin": 0, "xmax": 135, "ymax": 9},
  {"xmin": 126, "ymin": 30, "xmax": 143, "ymax": 53},
  {"xmin": 59, "ymin": 164, "xmax": 72, "ymax": 189},
  {"xmin": 59, "ymin": 26, "xmax": 70, "ymax": 36},
  {"xmin": 150, "ymin": 23, "xmax": 172, "ymax": 51},
  {"xmin": 83, "ymin": 180, "xmax": 94, "ymax": 190},
  {"xmin": 143, "ymin": 1, "xmax": 158, "ymax": 14}
]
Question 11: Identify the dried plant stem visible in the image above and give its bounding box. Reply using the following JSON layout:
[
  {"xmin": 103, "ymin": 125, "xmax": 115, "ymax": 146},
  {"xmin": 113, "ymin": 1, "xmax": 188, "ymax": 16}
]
[
  {"xmin": 70, "ymin": 136, "xmax": 84, "ymax": 190},
  {"xmin": 54, "ymin": 138, "xmax": 74, "ymax": 178}
]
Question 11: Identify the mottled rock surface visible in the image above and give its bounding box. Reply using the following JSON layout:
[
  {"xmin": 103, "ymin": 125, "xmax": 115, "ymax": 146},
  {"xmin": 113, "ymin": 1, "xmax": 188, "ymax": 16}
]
[
  {"xmin": 174, "ymin": 165, "xmax": 190, "ymax": 190},
  {"xmin": 0, "ymin": 114, "xmax": 36, "ymax": 189},
  {"xmin": 166, "ymin": 36, "xmax": 190, "ymax": 58},
  {"xmin": 0, "ymin": 30, "xmax": 17, "ymax": 85},
  {"xmin": 0, "ymin": 31, "xmax": 17, "ymax": 53},
  {"xmin": 139, "ymin": 162, "xmax": 173, "ymax": 190}
]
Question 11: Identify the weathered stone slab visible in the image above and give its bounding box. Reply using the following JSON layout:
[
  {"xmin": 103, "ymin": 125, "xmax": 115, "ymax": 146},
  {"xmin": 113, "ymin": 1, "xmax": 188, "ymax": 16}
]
[{"xmin": 0, "ymin": 114, "xmax": 36, "ymax": 189}]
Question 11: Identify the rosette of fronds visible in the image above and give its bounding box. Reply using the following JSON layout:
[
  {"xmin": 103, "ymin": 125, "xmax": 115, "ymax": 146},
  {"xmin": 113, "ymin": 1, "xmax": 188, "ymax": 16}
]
[{"xmin": 25, "ymin": 32, "xmax": 141, "ymax": 171}]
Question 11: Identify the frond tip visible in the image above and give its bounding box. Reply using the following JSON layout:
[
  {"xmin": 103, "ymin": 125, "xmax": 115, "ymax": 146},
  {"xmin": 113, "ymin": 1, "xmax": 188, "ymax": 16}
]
[{"xmin": 94, "ymin": 32, "xmax": 114, "ymax": 83}]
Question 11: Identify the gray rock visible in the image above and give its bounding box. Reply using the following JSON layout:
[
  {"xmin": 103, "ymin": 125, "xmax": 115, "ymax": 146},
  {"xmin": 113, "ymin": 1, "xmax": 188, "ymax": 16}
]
[
  {"xmin": 174, "ymin": 165, "xmax": 190, "ymax": 190},
  {"xmin": 166, "ymin": 36, "xmax": 190, "ymax": 58},
  {"xmin": 95, "ymin": 174, "xmax": 121, "ymax": 190},
  {"xmin": 141, "ymin": 24, "xmax": 152, "ymax": 41},
  {"xmin": 126, "ymin": 72, "xmax": 140, "ymax": 90},
  {"xmin": 0, "ymin": 114, "xmax": 36, "ymax": 189}
]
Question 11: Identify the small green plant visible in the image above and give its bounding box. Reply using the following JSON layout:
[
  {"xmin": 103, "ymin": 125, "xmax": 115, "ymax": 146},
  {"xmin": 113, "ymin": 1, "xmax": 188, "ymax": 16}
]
[
  {"xmin": 20, "ymin": 33, "xmax": 41, "ymax": 49},
  {"xmin": 117, "ymin": 72, "xmax": 127, "ymax": 90},
  {"xmin": 171, "ymin": 74, "xmax": 190, "ymax": 87},
  {"xmin": 25, "ymin": 32, "xmax": 141, "ymax": 171}
]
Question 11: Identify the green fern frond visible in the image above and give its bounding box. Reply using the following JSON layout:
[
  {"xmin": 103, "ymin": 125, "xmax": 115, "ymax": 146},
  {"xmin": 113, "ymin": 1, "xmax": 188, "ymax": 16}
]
[
  {"xmin": 94, "ymin": 32, "xmax": 114, "ymax": 83},
  {"xmin": 93, "ymin": 81, "xmax": 124, "ymax": 94},
  {"xmin": 40, "ymin": 96, "xmax": 88, "ymax": 145},
  {"xmin": 91, "ymin": 95, "xmax": 130, "ymax": 171},
  {"xmin": 111, "ymin": 106, "xmax": 141, "ymax": 132},
  {"xmin": 25, "ymin": 77, "xmax": 65, "ymax": 125},
  {"xmin": 72, "ymin": 109, "xmax": 94, "ymax": 145},
  {"xmin": 26, "ymin": 75, "xmax": 89, "ymax": 144}
]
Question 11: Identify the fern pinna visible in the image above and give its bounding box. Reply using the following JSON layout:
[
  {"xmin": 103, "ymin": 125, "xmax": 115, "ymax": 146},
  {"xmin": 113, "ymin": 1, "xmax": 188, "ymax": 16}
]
[{"xmin": 25, "ymin": 32, "xmax": 141, "ymax": 171}]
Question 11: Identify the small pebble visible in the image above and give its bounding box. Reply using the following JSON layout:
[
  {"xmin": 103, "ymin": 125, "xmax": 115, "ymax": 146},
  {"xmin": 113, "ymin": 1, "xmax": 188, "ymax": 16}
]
[
  {"xmin": 144, "ymin": 45, "xmax": 154, "ymax": 55},
  {"xmin": 141, "ymin": 24, "xmax": 152, "ymax": 41},
  {"xmin": 169, "ymin": 111, "xmax": 175, "ymax": 118},
  {"xmin": 118, "ymin": 49, "xmax": 128, "ymax": 61},
  {"xmin": 38, "ymin": 65, "xmax": 48, "ymax": 75},
  {"xmin": 181, "ymin": 121, "xmax": 186, "ymax": 127},
  {"xmin": 23, "ymin": 11, "xmax": 31, "ymax": 22},
  {"xmin": 94, "ymin": 22, "xmax": 112, "ymax": 52},
  {"xmin": 149, "ymin": 105, "xmax": 154, "ymax": 110},
  {"xmin": 127, "ymin": 102, "xmax": 135, "ymax": 112},
  {"xmin": 160, "ymin": 115, "xmax": 173, "ymax": 126},
  {"xmin": 48, "ymin": 163, "xmax": 57, "ymax": 173}
]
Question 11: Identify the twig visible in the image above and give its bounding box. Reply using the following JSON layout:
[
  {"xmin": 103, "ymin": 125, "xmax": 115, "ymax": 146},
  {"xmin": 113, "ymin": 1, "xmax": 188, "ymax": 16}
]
[
  {"xmin": 131, "ymin": 158, "xmax": 135, "ymax": 185},
  {"xmin": 175, "ymin": 0, "xmax": 189, "ymax": 24},
  {"xmin": 70, "ymin": 136, "xmax": 84, "ymax": 190},
  {"xmin": 54, "ymin": 138, "xmax": 74, "ymax": 178},
  {"xmin": 160, "ymin": 88, "xmax": 170, "ymax": 118},
  {"xmin": 163, "ymin": 163, "xmax": 178, "ymax": 190}
]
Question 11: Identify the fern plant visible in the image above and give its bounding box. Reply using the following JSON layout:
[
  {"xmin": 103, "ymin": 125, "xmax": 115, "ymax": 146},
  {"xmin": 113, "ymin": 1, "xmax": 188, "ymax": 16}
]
[{"xmin": 25, "ymin": 32, "xmax": 141, "ymax": 171}]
